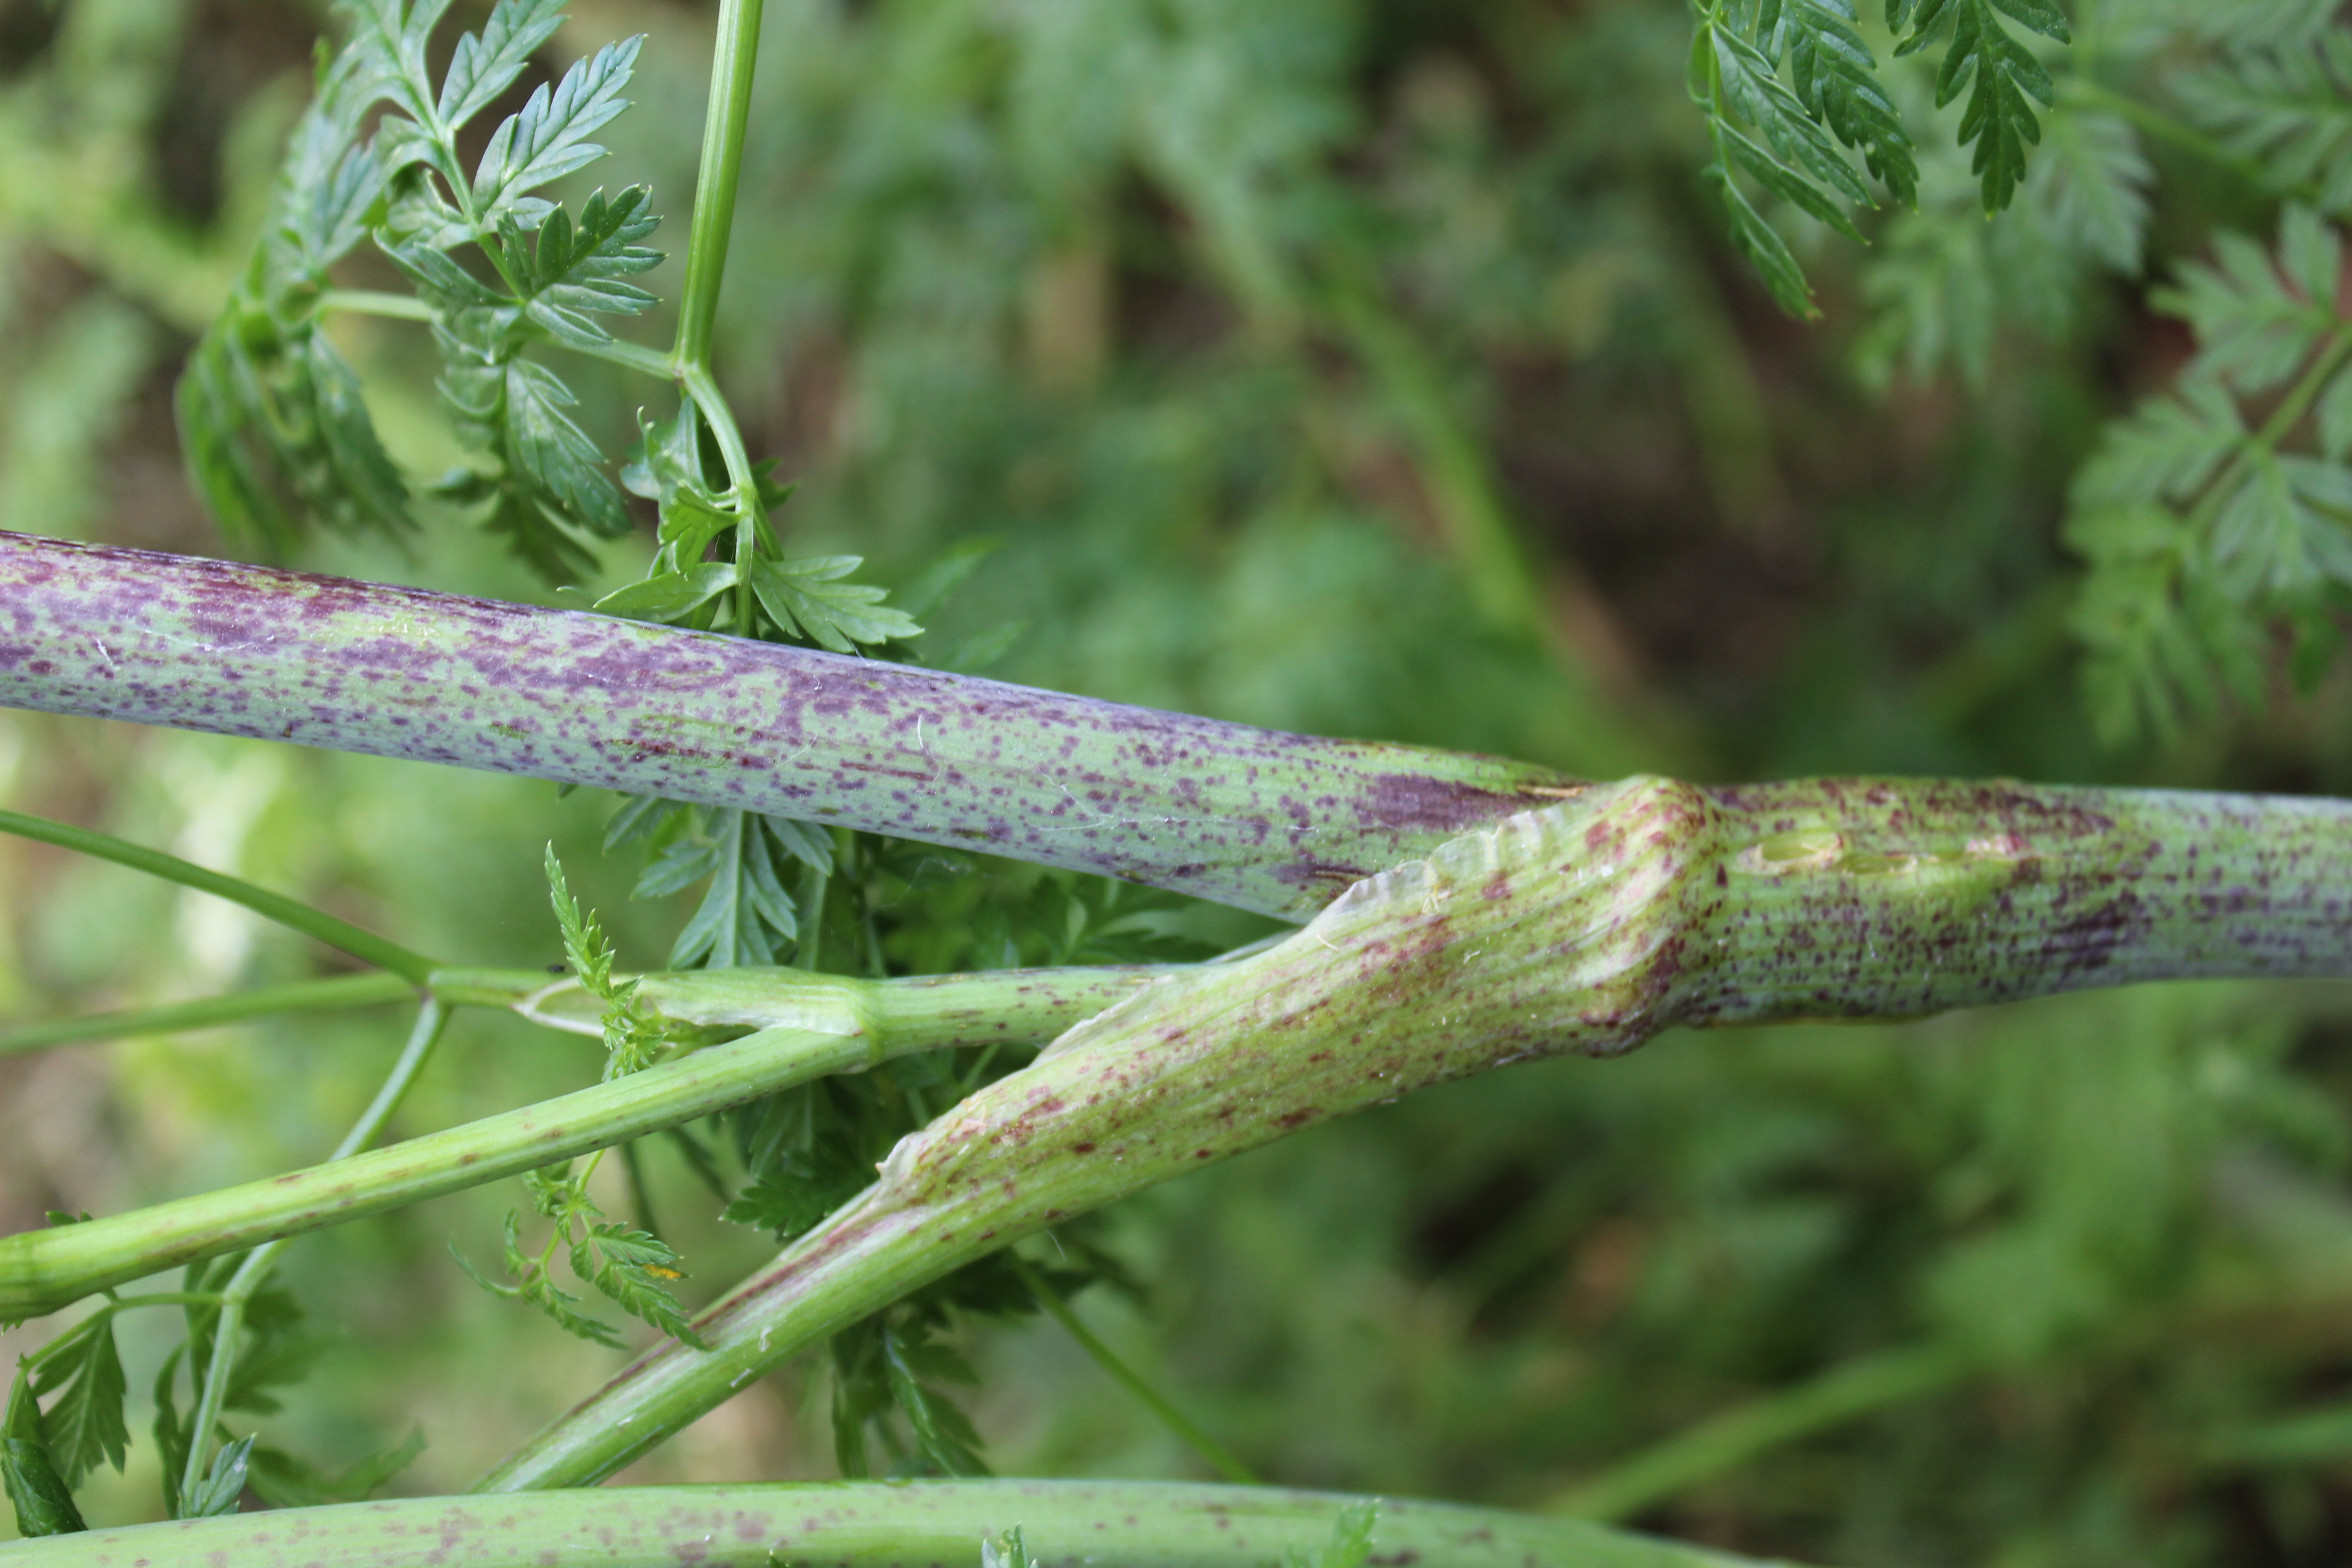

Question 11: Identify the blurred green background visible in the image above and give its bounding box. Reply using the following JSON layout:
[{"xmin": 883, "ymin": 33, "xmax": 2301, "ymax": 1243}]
[{"xmin": 5, "ymin": 0, "xmax": 2352, "ymax": 1562}]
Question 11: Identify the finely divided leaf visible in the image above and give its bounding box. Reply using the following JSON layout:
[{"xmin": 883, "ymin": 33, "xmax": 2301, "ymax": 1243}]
[
  {"xmin": 983, "ymin": 1527, "xmax": 1033, "ymax": 1568},
  {"xmin": 1896, "ymin": 0, "xmax": 2070, "ymax": 215},
  {"xmin": 28, "ymin": 1314, "xmax": 129, "ymax": 1490},
  {"xmin": 338, "ymin": 0, "xmax": 455, "ymax": 134},
  {"xmin": 750, "ymin": 556, "xmax": 925, "ymax": 654},
  {"xmin": 2152, "ymin": 211, "xmax": 2337, "ymax": 394},
  {"xmin": 1781, "ymin": 0, "xmax": 1919, "ymax": 205},
  {"xmin": 4, "ymin": 1369, "xmax": 85, "ymax": 1538},
  {"xmin": 473, "ymin": 35, "xmax": 643, "ymax": 217},
  {"xmin": 181, "ymin": 1436, "xmax": 254, "ymax": 1519},
  {"xmin": 545, "ymin": 846, "xmax": 616, "ymax": 996},
  {"xmin": 660, "ymin": 809, "xmax": 813, "ymax": 969},
  {"xmin": 881, "ymin": 1322, "xmax": 990, "ymax": 1476},
  {"xmin": 512, "ymin": 186, "xmax": 664, "ymax": 347},
  {"xmin": 2178, "ymin": 32, "xmax": 2352, "ymax": 218},
  {"xmin": 440, "ymin": 0, "xmax": 571, "ymax": 131},
  {"xmin": 2065, "ymin": 205, "xmax": 2352, "ymax": 742},
  {"xmin": 502, "ymin": 359, "xmax": 633, "ymax": 535},
  {"xmin": 1707, "ymin": 160, "xmax": 1820, "ymax": 318},
  {"xmin": 573, "ymin": 1224, "xmax": 707, "ymax": 1347}
]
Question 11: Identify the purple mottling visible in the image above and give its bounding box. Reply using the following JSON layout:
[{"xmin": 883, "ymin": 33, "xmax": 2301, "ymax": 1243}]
[{"xmin": 0, "ymin": 533, "xmax": 1583, "ymax": 920}]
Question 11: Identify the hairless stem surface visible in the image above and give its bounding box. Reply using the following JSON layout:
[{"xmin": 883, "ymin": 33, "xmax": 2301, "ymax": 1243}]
[
  {"xmin": 482, "ymin": 775, "xmax": 2352, "ymax": 1486},
  {"xmin": 0, "ymin": 532, "xmax": 1582, "ymax": 921}
]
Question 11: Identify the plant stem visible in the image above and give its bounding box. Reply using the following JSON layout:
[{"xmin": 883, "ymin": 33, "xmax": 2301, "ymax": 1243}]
[
  {"xmin": 0, "ymin": 808, "xmax": 436, "ymax": 984},
  {"xmin": 316, "ymin": 289, "xmax": 436, "ymax": 323},
  {"xmin": 0, "ymin": 967, "xmax": 1154, "ymax": 1320},
  {"xmin": 480, "ymin": 776, "xmax": 2352, "ymax": 1489},
  {"xmin": 1550, "ymin": 1342, "xmax": 1980, "ymax": 1523},
  {"xmin": 0, "ymin": 532, "xmax": 1586, "ymax": 921},
  {"xmin": 0, "ymin": 973, "xmax": 416, "ymax": 1057},
  {"xmin": 672, "ymin": 0, "xmax": 766, "ymax": 376},
  {"xmin": 1007, "ymin": 1253, "xmax": 1259, "ymax": 1486},
  {"xmin": 2184, "ymin": 328, "xmax": 2352, "ymax": 540},
  {"xmin": 0, "ymin": 1478, "xmax": 1764, "ymax": 1568},
  {"xmin": 2068, "ymin": 81, "xmax": 2279, "ymax": 194},
  {"xmin": 178, "ymin": 998, "xmax": 451, "ymax": 1503},
  {"xmin": 314, "ymin": 291, "xmax": 677, "ymax": 382}
]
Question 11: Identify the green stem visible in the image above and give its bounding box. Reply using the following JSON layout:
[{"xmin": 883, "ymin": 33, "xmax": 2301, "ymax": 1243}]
[
  {"xmin": 672, "ymin": 0, "xmax": 766, "ymax": 375},
  {"xmin": 178, "ymin": 998, "xmax": 451, "ymax": 1504},
  {"xmin": 479, "ymin": 776, "xmax": 2352, "ymax": 1489},
  {"xmin": 2068, "ymin": 81, "xmax": 2279, "ymax": 194},
  {"xmin": 0, "ymin": 967, "xmax": 1153, "ymax": 1321},
  {"xmin": 2186, "ymin": 329, "xmax": 2352, "ymax": 540},
  {"xmin": 0, "ymin": 809, "xmax": 436, "ymax": 985},
  {"xmin": 0, "ymin": 1478, "xmax": 1762, "ymax": 1568},
  {"xmin": 316, "ymin": 289, "xmax": 436, "ymax": 323},
  {"xmin": 16, "ymin": 1295, "xmax": 224, "ymax": 1371},
  {"xmin": 1008, "ymin": 1253, "xmax": 1259, "ymax": 1486},
  {"xmin": 316, "ymin": 290, "xmax": 678, "ymax": 382},
  {"xmin": 1549, "ymin": 1342, "xmax": 1980, "ymax": 1523},
  {"xmin": 0, "ymin": 973, "xmax": 415, "ymax": 1058},
  {"xmin": 550, "ymin": 332, "xmax": 676, "ymax": 382}
]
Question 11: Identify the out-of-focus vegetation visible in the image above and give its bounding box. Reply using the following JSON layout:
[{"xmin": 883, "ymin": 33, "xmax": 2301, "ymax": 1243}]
[{"xmin": 5, "ymin": 0, "xmax": 2352, "ymax": 1562}]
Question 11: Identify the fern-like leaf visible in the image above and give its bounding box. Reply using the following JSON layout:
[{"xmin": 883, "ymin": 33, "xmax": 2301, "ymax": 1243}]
[
  {"xmin": 2177, "ymin": 31, "xmax": 2352, "ymax": 218},
  {"xmin": 1895, "ymin": 0, "xmax": 2071, "ymax": 216},
  {"xmin": 471, "ymin": 35, "xmax": 643, "ymax": 218}
]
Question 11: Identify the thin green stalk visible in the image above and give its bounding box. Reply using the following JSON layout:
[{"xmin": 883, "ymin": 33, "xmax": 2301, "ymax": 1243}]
[
  {"xmin": 0, "ymin": 1478, "xmax": 1764, "ymax": 1568},
  {"xmin": 0, "ymin": 966, "xmax": 1154, "ymax": 1321},
  {"xmin": 316, "ymin": 290, "xmax": 678, "ymax": 381},
  {"xmin": 1549, "ymin": 1342, "xmax": 1980, "ymax": 1523},
  {"xmin": 2068, "ymin": 81, "xmax": 2278, "ymax": 194},
  {"xmin": 16, "ymin": 1294, "xmax": 225, "ymax": 1373},
  {"xmin": 2185, "ymin": 329, "xmax": 2352, "ymax": 540},
  {"xmin": 672, "ymin": 0, "xmax": 767, "ymax": 374},
  {"xmin": 316, "ymin": 289, "xmax": 436, "ymax": 323},
  {"xmin": 0, "ymin": 809, "xmax": 434, "ymax": 985},
  {"xmin": 1007, "ymin": 1253, "xmax": 1259, "ymax": 1486},
  {"xmin": 0, "ymin": 973, "xmax": 414, "ymax": 1058},
  {"xmin": 176, "ymin": 998, "xmax": 452, "ymax": 1504}
]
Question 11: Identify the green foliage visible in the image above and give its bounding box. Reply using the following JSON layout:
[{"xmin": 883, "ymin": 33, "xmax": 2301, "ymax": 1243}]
[
  {"xmin": 827, "ymin": 1251, "xmax": 1114, "ymax": 1479},
  {"xmin": 179, "ymin": 0, "xmax": 663, "ymax": 578},
  {"xmin": 981, "ymin": 1524, "xmax": 1031, "ymax": 1568},
  {"xmin": 243, "ymin": 1429, "xmax": 426, "ymax": 1511},
  {"xmin": 1288, "ymin": 1503, "xmax": 1378, "ymax": 1568},
  {"xmin": 178, "ymin": 1435, "xmax": 253, "ymax": 1519},
  {"xmin": 19, "ymin": 0, "xmax": 2352, "ymax": 1556},
  {"xmin": 2176, "ymin": 23, "xmax": 2352, "ymax": 214},
  {"xmin": 453, "ymin": 1169, "xmax": 706, "ymax": 1351},
  {"xmin": 26, "ymin": 1312, "xmax": 127, "ymax": 1491},
  {"xmin": 2067, "ymin": 204, "xmax": 2352, "ymax": 742},
  {"xmin": 3, "ymin": 1367, "xmax": 85, "ymax": 1538},
  {"xmin": 1686, "ymin": 0, "xmax": 2068, "ymax": 316},
  {"xmin": 545, "ymin": 847, "xmax": 667, "ymax": 1078},
  {"xmin": 177, "ymin": 48, "xmax": 409, "ymax": 556},
  {"xmin": 1892, "ymin": 0, "xmax": 2070, "ymax": 215}
]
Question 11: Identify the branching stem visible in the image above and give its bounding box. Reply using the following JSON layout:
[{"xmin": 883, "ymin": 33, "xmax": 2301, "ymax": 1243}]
[
  {"xmin": 0, "ymin": 973, "xmax": 416, "ymax": 1058},
  {"xmin": 178, "ymin": 998, "xmax": 451, "ymax": 1504},
  {"xmin": 0, "ymin": 809, "xmax": 435, "ymax": 984}
]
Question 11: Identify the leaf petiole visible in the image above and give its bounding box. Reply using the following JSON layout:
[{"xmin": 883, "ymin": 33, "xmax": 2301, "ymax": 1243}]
[{"xmin": 0, "ymin": 810, "xmax": 435, "ymax": 985}]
